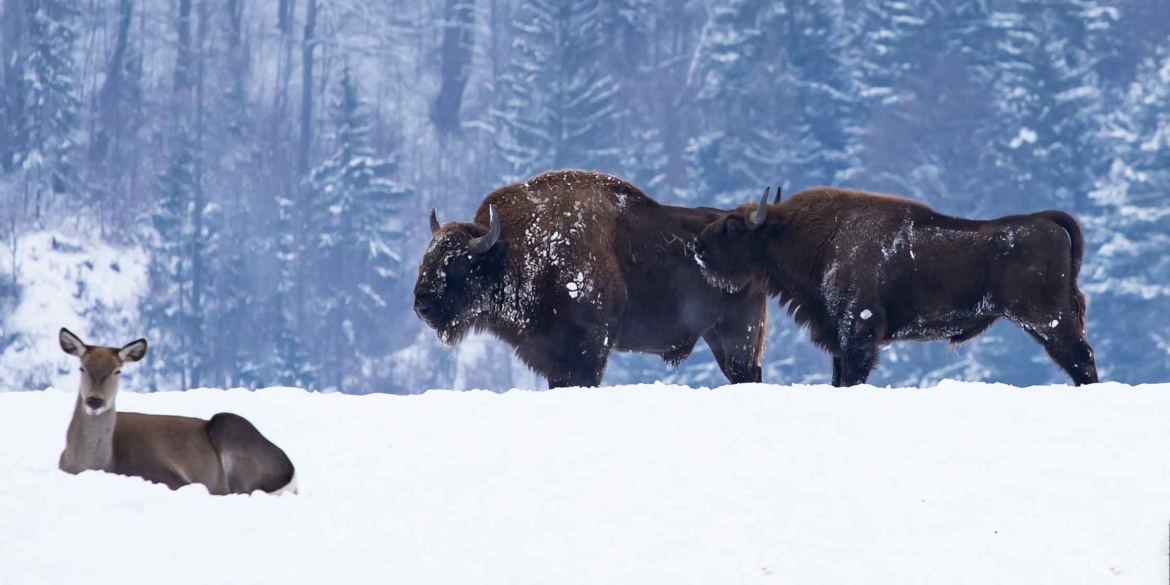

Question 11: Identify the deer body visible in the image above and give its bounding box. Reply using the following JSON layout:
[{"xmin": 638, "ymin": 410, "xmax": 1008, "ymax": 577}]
[{"xmin": 58, "ymin": 329, "xmax": 297, "ymax": 495}]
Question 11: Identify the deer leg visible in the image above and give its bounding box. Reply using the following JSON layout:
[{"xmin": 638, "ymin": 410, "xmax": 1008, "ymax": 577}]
[
  {"xmin": 206, "ymin": 413, "xmax": 296, "ymax": 494},
  {"xmin": 142, "ymin": 467, "xmax": 196, "ymax": 492}
]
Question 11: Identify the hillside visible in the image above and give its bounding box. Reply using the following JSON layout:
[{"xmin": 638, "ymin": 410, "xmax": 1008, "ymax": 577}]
[{"xmin": 0, "ymin": 232, "xmax": 147, "ymax": 392}]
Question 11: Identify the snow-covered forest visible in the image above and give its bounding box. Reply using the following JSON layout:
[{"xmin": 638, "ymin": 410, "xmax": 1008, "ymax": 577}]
[{"xmin": 0, "ymin": 0, "xmax": 1167, "ymax": 393}]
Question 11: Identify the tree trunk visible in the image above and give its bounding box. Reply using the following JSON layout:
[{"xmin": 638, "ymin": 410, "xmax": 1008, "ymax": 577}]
[
  {"xmin": 274, "ymin": 0, "xmax": 295, "ymax": 121},
  {"xmin": 176, "ymin": 0, "xmax": 193, "ymax": 94},
  {"xmin": 432, "ymin": 0, "xmax": 475, "ymax": 136},
  {"xmin": 227, "ymin": 0, "xmax": 245, "ymax": 95},
  {"xmin": 175, "ymin": 0, "xmax": 193, "ymax": 391},
  {"xmin": 189, "ymin": 0, "xmax": 211, "ymax": 389},
  {"xmin": 0, "ymin": 0, "xmax": 27, "ymax": 174},
  {"xmin": 297, "ymin": 0, "xmax": 317, "ymax": 178},
  {"xmin": 295, "ymin": 0, "xmax": 317, "ymax": 340},
  {"xmin": 90, "ymin": 0, "xmax": 133, "ymax": 166}
]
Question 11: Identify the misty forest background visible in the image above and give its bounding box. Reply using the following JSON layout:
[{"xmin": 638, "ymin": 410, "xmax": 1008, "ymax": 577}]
[{"xmin": 0, "ymin": 0, "xmax": 1168, "ymax": 393}]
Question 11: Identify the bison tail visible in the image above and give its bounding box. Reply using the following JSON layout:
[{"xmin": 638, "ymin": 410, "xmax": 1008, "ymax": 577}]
[
  {"xmin": 1042, "ymin": 210, "xmax": 1084, "ymax": 280},
  {"xmin": 1043, "ymin": 210, "xmax": 1088, "ymax": 335}
]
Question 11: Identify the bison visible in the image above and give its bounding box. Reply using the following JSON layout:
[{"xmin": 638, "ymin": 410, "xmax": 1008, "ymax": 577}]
[
  {"xmin": 693, "ymin": 186, "xmax": 1099, "ymax": 387},
  {"xmin": 413, "ymin": 170, "xmax": 768, "ymax": 388}
]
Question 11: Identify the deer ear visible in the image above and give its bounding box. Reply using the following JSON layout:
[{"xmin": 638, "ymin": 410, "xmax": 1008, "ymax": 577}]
[
  {"xmin": 119, "ymin": 339, "xmax": 148, "ymax": 363},
  {"xmin": 59, "ymin": 328, "xmax": 87, "ymax": 357}
]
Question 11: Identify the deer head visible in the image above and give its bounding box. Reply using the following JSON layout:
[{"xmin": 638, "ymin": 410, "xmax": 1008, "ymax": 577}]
[{"xmin": 59, "ymin": 328, "xmax": 147, "ymax": 416}]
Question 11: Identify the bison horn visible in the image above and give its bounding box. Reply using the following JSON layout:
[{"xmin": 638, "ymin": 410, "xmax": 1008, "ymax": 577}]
[
  {"xmin": 468, "ymin": 205, "xmax": 500, "ymax": 255},
  {"xmin": 773, "ymin": 186, "xmax": 782, "ymax": 204},
  {"xmin": 430, "ymin": 208, "xmax": 441, "ymax": 235},
  {"xmin": 748, "ymin": 187, "xmax": 769, "ymax": 229}
]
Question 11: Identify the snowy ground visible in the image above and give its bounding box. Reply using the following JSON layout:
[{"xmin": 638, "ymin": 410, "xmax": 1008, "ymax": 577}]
[{"xmin": 2, "ymin": 381, "xmax": 1169, "ymax": 584}]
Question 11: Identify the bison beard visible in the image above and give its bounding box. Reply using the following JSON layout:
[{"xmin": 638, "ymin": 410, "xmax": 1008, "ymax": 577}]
[
  {"xmin": 413, "ymin": 170, "xmax": 768, "ymax": 388},
  {"xmin": 694, "ymin": 186, "xmax": 1100, "ymax": 387}
]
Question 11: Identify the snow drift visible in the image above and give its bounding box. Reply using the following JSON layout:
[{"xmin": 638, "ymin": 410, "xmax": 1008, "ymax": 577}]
[{"xmin": 2, "ymin": 381, "xmax": 1168, "ymax": 584}]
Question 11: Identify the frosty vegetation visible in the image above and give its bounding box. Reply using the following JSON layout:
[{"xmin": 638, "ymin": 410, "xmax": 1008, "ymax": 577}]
[{"xmin": 0, "ymin": 0, "xmax": 1167, "ymax": 392}]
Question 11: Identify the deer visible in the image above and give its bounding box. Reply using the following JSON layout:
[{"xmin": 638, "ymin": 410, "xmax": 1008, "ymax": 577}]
[{"xmin": 57, "ymin": 328, "xmax": 298, "ymax": 495}]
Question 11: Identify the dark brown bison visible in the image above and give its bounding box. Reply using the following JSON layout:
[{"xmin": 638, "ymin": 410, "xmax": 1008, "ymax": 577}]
[
  {"xmin": 693, "ymin": 186, "xmax": 1099, "ymax": 387},
  {"xmin": 413, "ymin": 170, "xmax": 768, "ymax": 388}
]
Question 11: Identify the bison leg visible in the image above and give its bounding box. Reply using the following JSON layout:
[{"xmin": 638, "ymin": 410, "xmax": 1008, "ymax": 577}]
[
  {"xmin": 547, "ymin": 325, "xmax": 613, "ymax": 389},
  {"xmin": 548, "ymin": 368, "xmax": 605, "ymax": 389},
  {"xmin": 837, "ymin": 307, "xmax": 885, "ymax": 387},
  {"xmin": 839, "ymin": 344, "xmax": 879, "ymax": 387},
  {"xmin": 1019, "ymin": 317, "xmax": 1099, "ymax": 386},
  {"xmin": 831, "ymin": 357, "xmax": 842, "ymax": 387}
]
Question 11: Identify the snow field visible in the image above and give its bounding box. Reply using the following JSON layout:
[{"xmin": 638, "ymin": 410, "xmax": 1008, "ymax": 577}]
[{"xmin": 2, "ymin": 381, "xmax": 1169, "ymax": 584}]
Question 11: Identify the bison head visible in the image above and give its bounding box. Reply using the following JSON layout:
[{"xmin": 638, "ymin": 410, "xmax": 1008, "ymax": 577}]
[
  {"xmin": 694, "ymin": 186, "xmax": 776, "ymax": 292},
  {"xmin": 413, "ymin": 205, "xmax": 510, "ymax": 346}
]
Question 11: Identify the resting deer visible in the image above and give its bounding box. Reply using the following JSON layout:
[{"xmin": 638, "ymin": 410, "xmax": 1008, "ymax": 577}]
[{"xmin": 57, "ymin": 328, "xmax": 297, "ymax": 495}]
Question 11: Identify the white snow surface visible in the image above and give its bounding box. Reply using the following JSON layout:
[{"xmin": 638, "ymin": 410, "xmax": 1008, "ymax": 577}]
[{"xmin": 3, "ymin": 381, "xmax": 1169, "ymax": 584}]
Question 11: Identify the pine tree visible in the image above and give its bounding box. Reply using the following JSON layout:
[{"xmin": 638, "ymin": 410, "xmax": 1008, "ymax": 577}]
[
  {"xmin": 603, "ymin": 0, "xmax": 669, "ymax": 189},
  {"xmin": 1085, "ymin": 46, "xmax": 1170, "ymax": 383},
  {"xmin": 141, "ymin": 138, "xmax": 219, "ymax": 392},
  {"xmin": 986, "ymin": 0, "xmax": 1119, "ymax": 212},
  {"xmin": 682, "ymin": 0, "xmax": 861, "ymax": 207},
  {"xmin": 619, "ymin": 128, "xmax": 669, "ymax": 192},
  {"xmin": 305, "ymin": 62, "xmax": 415, "ymax": 391},
  {"xmin": 853, "ymin": 0, "xmax": 1003, "ymax": 215},
  {"xmin": 271, "ymin": 193, "xmax": 316, "ymax": 389},
  {"xmin": 492, "ymin": 0, "xmax": 624, "ymax": 182},
  {"xmin": 18, "ymin": 0, "xmax": 81, "ymax": 218},
  {"xmin": 140, "ymin": 133, "xmax": 195, "ymax": 390}
]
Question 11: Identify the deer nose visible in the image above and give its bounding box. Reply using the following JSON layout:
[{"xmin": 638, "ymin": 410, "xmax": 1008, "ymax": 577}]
[{"xmin": 85, "ymin": 396, "xmax": 104, "ymax": 411}]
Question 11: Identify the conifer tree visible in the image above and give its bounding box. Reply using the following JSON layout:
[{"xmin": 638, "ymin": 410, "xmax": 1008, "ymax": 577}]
[
  {"xmin": 18, "ymin": 0, "xmax": 81, "ymax": 218},
  {"xmin": 492, "ymin": 0, "xmax": 624, "ymax": 181},
  {"xmin": 305, "ymin": 62, "xmax": 415, "ymax": 390},
  {"xmin": 683, "ymin": 0, "xmax": 860, "ymax": 207},
  {"xmin": 1086, "ymin": 47, "xmax": 1170, "ymax": 382}
]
